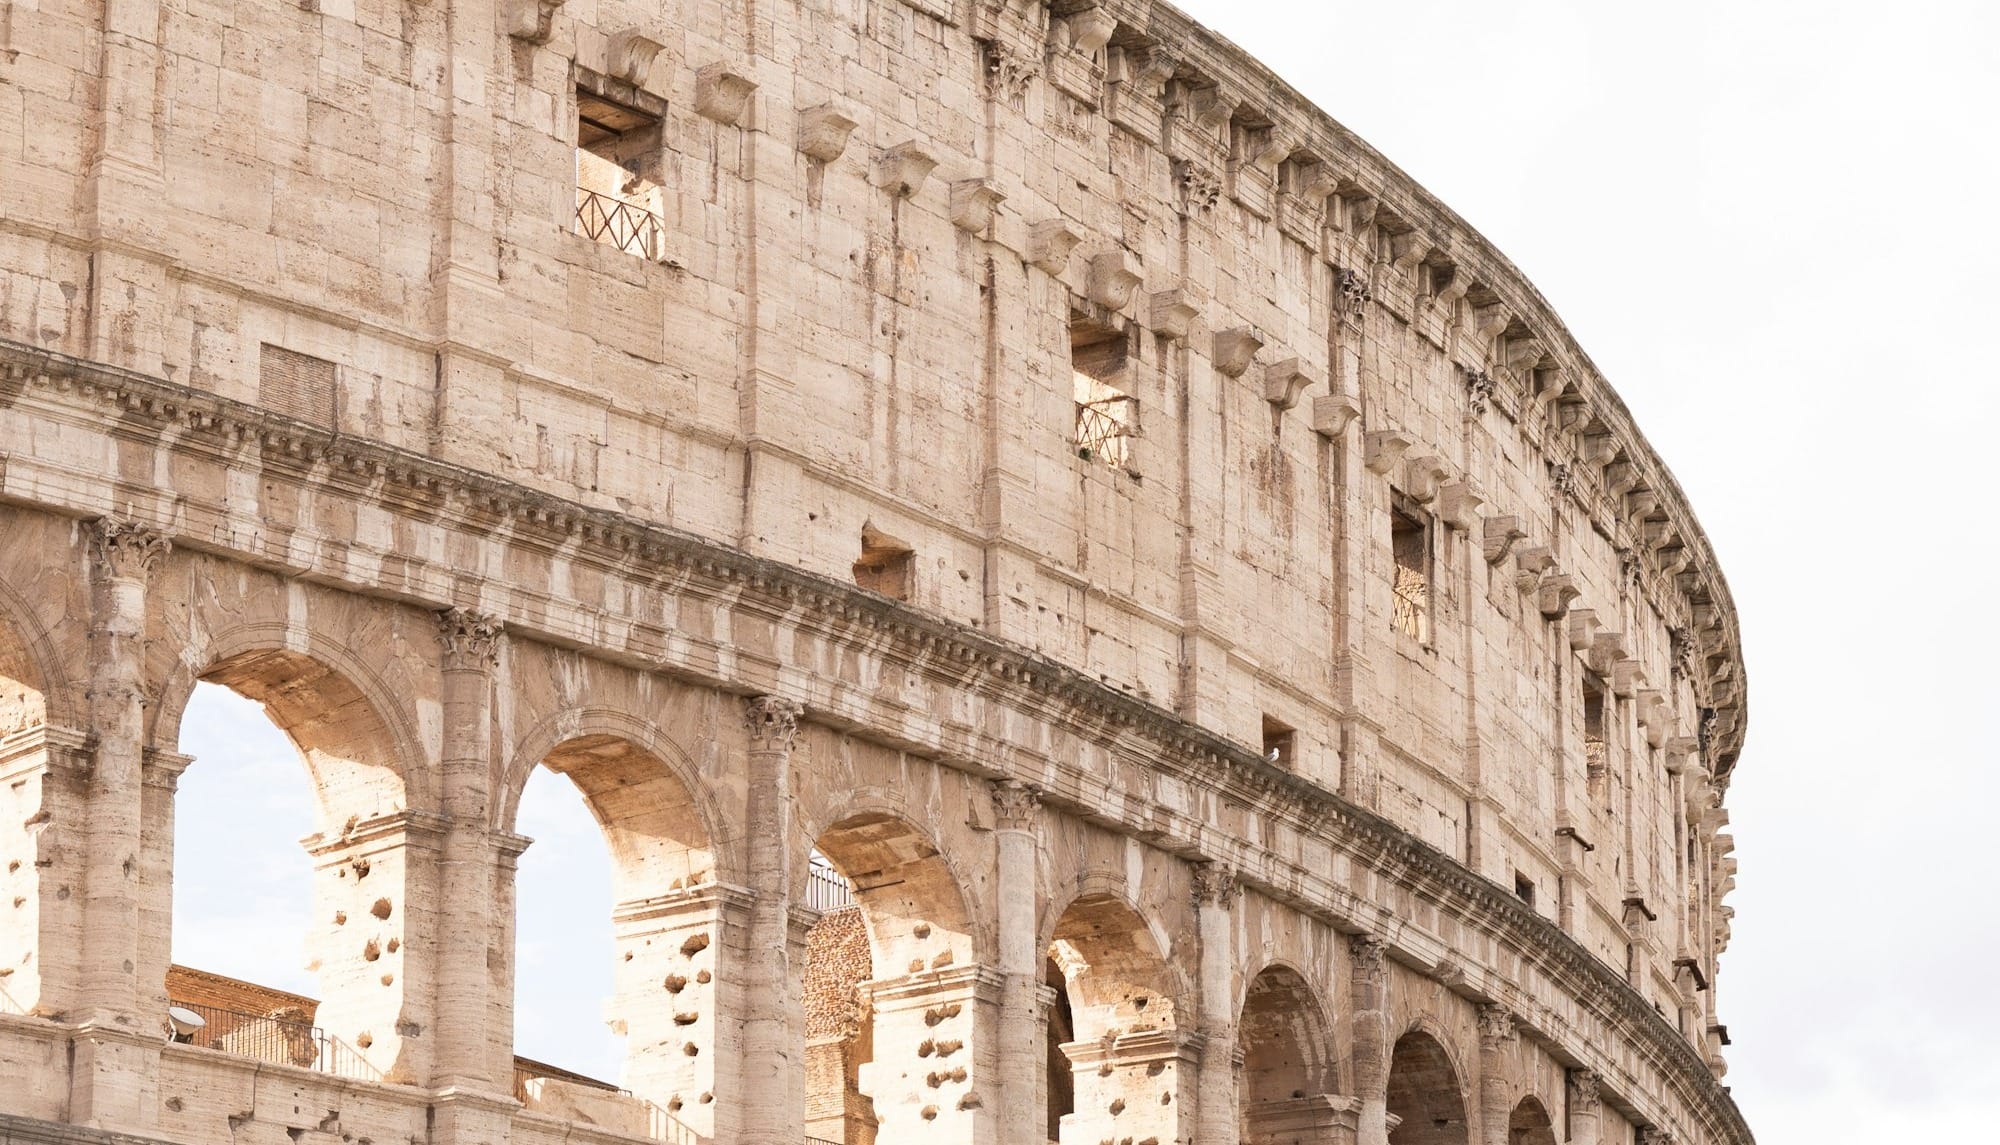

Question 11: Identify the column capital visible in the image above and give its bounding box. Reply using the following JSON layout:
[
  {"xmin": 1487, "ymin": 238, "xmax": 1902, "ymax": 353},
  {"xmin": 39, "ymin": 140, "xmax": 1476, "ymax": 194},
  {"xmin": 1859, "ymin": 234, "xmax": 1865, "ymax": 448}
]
[
  {"xmin": 1635, "ymin": 1129, "xmax": 1673, "ymax": 1145},
  {"xmin": 1189, "ymin": 860, "xmax": 1239, "ymax": 910},
  {"xmin": 435, "ymin": 606, "xmax": 503, "ymax": 667},
  {"xmin": 991, "ymin": 779, "xmax": 1041, "ymax": 831},
  {"xmin": 1349, "ymin": 933, "xmax": 1386, "ymax": 984},
  {"xmin": 1569, "ymin": 1068, "xmax": 1601, "ymax": 1113},
  {"xmin": 745, "ymin": 694, "xmax": 804, "ymax": 751},
  {"xmin": 1476, "ymin": 1002, "xmax": 1516, "ymax": 1049},
  {"xmin": 90, "ymin": 517, "xmax": 170, "ymax": 580}
]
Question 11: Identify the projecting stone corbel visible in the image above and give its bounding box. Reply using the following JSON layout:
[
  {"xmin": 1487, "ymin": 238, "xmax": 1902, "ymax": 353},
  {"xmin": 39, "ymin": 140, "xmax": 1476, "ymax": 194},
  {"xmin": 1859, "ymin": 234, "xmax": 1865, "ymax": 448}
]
[
  {"xmin": 1567, "ymin": 609, "xmax": 1599, "ymax": 652},
  {"xmin": 1087, "ymin": 251, "xmax": 1142, "ymax": 310},
  {"xmin": 949, "ymin": 179, "xmax": 1006, "ymax": 232},
  {"xmin": 1590, "ymin": 630, "xmax": 1629, "ymax": 672},
  {"xmin": 1438, "ymin": 482, "xmax": 1483, "ymax": 531},
  {"xmin": 1472, "ymin": 302, "xmax": 1510, "ymax": 339},
  {"xmin": 1507, "ymin": 338, "xmax": 1547, "ymax": 371},
  {"xmin": 1342, "ymin": 191, "xmax": 1379, "ymax": 232},
  {"xmin": 797, "ymin": 105, "xmax": 859, "ymax": 162},
  {"xmin": 1189, "ymin": 85, "xmax": 1237, "ymax": 133},
  {"xmin": 505, "ymin": 0, "xmax": 564, "ymax": 43},
  {"xmin": 1390, "ymin": 230, "xmax": 1432, "ymax": 270},
  {"xmin": 1262, "ymin": 358, "xmax": 1314, "ymax": 410},
  {"xmin": 1211, "ymin": 327, "xmax": 1264, "ymax": 378},
  {"xmin": 1605, "ymin": 459, "xmax": 1640, "ymax": 498},
  {"xmin": 1636, "ymin": 688, "xmax": 1667, "ymax": 725},
  {"xmin": 1642, "ymin": 518, "xmax": 1677, "ymax": 549},
  {"xmin": 1663, "ymin": 736, "xmax": 1701, "ymax": 775},
  {"xmin": 1433, "ymin": 266, "xmax": 1472, "ymax": 308},
  {"xmin": 1247, "ymin": 128, "xmax": 1294, "ymax": 175},
  {"xmin": 1625, "ymin": 490, "xmax": 1660, "ymax": 522},
  {"xmin": 1404, "ymin": 455, "xmax": 1450, "ymax": 503},
  {"xmin": 1612, "ymin": 659, "xmax": 1645, "ymax": 698},
  {"xmin": 605, "ymin": 31, "xmax": 666, "ymax": 87},
  {"xmin": 1363, "ymin": 429, "xmax": 1413, "ymax": 475},
  {"xmin": 694, "ymin": 63, "xmax": 756, "ymax": 124},
  {"xmin": 1147, "ymin": 288, "xmax": 1200, "ymax": 340},
  {"xmin": 1538, "ymin": 574, "xmax": 1580, "ymax": 619},
  {"xmin": 1658, "ymin": 545, "xmax": 1693, "ymax": 577},
  {"xmin": 1482, "ymin": 516, "xmax": 1526, "ymax": 564},
  {"xmin": 1062, "ymin": 5, "xmax": 1118, "ymax": 54},
  {"xmin": 1029, "ymin": 219, "xmax": 1082, "ymax": 276},
  {"xmin": 1514, "ymin": 546, "xmax": 1556, "ymax": 592},
  {"xmin": 1581, "ymin": 432, "xmax": 1617, "ymax": 465},
  {"xmin": 1312, "ymin": 392, "xmax": 1361, "ymax": 438},
  {"xmin": 872, "ymin": 142, "xmax": 938, "ymax": 197}
]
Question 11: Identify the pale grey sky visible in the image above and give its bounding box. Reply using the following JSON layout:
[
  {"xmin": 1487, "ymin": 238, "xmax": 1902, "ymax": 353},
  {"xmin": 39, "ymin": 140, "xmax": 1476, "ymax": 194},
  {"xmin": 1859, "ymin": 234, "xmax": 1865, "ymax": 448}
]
[{"xmin": 170, "ymin": 2, "xmax": 2000, "ymax": 1140}]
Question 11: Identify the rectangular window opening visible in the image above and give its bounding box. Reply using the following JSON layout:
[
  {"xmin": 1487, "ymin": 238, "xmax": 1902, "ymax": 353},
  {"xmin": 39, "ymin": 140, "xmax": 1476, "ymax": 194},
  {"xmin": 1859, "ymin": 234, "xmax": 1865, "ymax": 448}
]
[
  {"xmin": 1513, "ymin": 871, "xmax": 1536, "ymax": 908},
  {"xmin": 853, "ymin": 525, "xmax": 915, "ymax": 602},
  {"xmin": 574, "ymin": 73, "xmax": 667, "ymax": 261},
  {"xmin": 1390, "ymin": 497, "xmax": 1432, "ymax": 643},
  {"xmin": 1072, "ymin": 322, "xmax": 1134, "ymax": 470},
  {"xmin": 1261, "ymin": 715, "xmax": 1296, "ymax": 770}
]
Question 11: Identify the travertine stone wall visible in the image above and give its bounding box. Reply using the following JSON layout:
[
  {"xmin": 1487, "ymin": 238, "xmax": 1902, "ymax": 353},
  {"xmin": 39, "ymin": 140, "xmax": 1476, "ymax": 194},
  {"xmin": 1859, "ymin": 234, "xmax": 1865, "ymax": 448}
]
[{"xmin": 0, "ymin": 0, "xmax": 1750, "ymax": 1140}]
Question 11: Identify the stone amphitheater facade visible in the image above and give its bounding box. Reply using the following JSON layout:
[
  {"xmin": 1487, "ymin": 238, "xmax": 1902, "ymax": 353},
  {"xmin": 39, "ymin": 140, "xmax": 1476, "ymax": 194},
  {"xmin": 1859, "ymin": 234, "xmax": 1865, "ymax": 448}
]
[{"xmin": 0, "ymin": 0, "xmax": 1751, "ymax": 1143}]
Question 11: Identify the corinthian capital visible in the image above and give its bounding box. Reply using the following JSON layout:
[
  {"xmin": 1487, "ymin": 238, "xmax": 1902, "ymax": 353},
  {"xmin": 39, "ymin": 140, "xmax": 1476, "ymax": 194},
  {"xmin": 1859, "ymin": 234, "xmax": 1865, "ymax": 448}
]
[
  {"xmin": 745, "ymin": 695, "xmax": 804, "ymax": 752},
  {"xmin": 435, "ymin": 607, "xmax": 503, "ymax": 667},
  {"xmin": 1189, "ymin": 861, "xmax": 1240, "ymax": 911},
  {"xmin": 1477, "ymin": 1002, "xmax": 1517, "ymax": 1049},
  {"xmin": 1349, "ymin": 933, "xmax": 1387, "ymax": 986},
  {"xmin": 991, "ymin": 780, "xmax": 1040, "ymax": 831},
  {"xmin": 1570, "ymin": 1068, "xmax": 1601, "ymax": 1113},
  {"xmin": 91, "ymin": 518, "xmax": 170, "ymax": 580}
]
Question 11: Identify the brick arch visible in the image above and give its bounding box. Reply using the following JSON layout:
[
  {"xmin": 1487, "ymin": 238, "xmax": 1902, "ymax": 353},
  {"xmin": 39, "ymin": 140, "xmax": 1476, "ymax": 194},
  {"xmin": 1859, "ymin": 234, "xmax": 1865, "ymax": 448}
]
[
  {"xmin": 502, "ymin": 707, "xmax": 734, "ymax": 893},
  {"xmin": 1387, "ymin": 1025, "xmax": 1471, "ymax": 1145},
  {"xmin": 153, "ymin": 621, "xmax": 430, "ymax": 823}
]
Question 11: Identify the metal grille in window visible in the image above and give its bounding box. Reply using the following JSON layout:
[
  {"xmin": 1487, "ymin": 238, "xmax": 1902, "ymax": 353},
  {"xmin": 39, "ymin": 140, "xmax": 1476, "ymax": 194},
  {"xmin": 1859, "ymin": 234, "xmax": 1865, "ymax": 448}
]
[
  {"xmin": 1074, "ymin": 392, "xmax": 1133, "ymax": 468},
  {"xmin": 574, "ymin": 187, "xmax": 665, "ymax": 262}
]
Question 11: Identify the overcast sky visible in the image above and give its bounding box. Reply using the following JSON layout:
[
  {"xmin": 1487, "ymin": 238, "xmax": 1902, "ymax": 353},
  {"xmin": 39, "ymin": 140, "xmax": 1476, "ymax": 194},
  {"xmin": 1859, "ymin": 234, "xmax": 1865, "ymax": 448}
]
[{"xmin": 170, "ymin": 2, "xmax": 2000, "ymax": 1140}]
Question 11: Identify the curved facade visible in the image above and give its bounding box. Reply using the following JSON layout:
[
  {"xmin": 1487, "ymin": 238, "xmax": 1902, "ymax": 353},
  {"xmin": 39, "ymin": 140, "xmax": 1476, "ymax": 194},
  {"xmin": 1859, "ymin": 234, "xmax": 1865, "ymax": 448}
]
[{"xmin": 0, "ymin": 0, "xmax": 1749, "ymax": 1144}]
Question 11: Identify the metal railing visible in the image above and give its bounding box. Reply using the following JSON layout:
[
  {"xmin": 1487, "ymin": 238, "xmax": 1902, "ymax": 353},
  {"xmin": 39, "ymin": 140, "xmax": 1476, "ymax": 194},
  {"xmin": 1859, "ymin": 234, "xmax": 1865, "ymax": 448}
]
[
  {"xmin": 165, "ymin": 999, "xmax": 380, "ymax": 1080},
  {"xmin": 575, "ymin": 186, "xmax": 666, "ymax": 262},
  {"xmin": 806, "ymin": 855, "xmax": 856, "ymax": 913},
  {"xmin": 1074, "ymin": 395, "xmax": 1132, "ymax": 468}
]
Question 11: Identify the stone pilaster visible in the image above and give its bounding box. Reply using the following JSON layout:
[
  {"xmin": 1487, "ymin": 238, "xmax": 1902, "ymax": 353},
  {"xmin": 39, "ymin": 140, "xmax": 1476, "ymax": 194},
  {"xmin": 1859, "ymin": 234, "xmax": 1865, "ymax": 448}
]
[
  {"xmin": 1476, "ymin": 1004, "xmax": 1517, "ymax": 1145},
  {"xmin": 739, "ymin": 694, "xmax": 804, "ymax": 1145},
  {"xmin": 992, "ymin": 780, "xmax": 1044, "ymax": 1145},
  {"xmin": 1567, "ymin": 1069, "xmax": 1601, "ymax": 1145},
  {"xmin": 431, "ymin": 607, "xmax": 503, "ymax": 1091},
  {"xmin": 1350, "ymin": 935, "xmax": 1391, "ymax": 1145},
  {"xmin": 1192, "ymin": 861, "xmax": 1240, "ymax": 1145},
  {"xmin": 70, "ymin": 518, "xmax": 169, "ymax": 1133}
]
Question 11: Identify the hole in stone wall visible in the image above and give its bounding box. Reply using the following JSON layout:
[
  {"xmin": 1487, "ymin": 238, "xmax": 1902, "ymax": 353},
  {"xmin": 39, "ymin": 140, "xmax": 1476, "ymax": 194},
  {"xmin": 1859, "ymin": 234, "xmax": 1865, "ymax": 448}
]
[
  {"xmin": 853, "ymin": 524, "xmax": 916, "ymax": 601},
  {"xmin": 1391, "ymin": 495, "xmax": 1433, "ymax": 644},
  {"xmin": 1261, "ymin": 715, "xmax": 1296, "ymax": 769},
  {"xmin": 1072, "ymin": 317, "xmax": 1135, "ymax": 470}
]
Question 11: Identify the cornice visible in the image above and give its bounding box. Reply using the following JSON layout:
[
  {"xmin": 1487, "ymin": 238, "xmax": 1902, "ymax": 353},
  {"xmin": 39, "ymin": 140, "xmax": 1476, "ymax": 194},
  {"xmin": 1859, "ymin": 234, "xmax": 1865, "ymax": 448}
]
[{"xmin": 0, "ymin": 339, "xmax": 1748, "ymax": 1144}]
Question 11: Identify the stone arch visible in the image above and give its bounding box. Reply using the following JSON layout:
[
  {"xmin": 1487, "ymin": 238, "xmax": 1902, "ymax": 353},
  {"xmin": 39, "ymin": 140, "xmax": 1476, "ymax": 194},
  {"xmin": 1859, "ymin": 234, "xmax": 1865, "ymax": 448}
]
[
  {"xmin": 1387, "ymin": 1025, "xmax": 1471, "ymax": 1145},
  {"xmin": 803, "ymin": 800, "xmax": 981, "ymax": 1145},
  {"xmin": 1239, "ymin": 962, "xmax": 1343, "ymax": 1144},
  {"xmin": 152, "ymin": 626, "xmax": 431, "ymax": 1080},
  {"xmin": 1045, "ymin": 884, "xmax": 1194, "ymax": 1145},
  {"xmin": 0, "ymin": 572, "xmax": 72, "ymax": 734},
  {"xmin": 0, "ymin": 572, "xmax": 78, "ymax": 1014},
  {"xmin": 503, "ymin": 715, "xmax": 728, "ymax": 1129},
  {"xmin": 1508, "ymin": 1095, "xmax": 1558, "ymax": 1145},
  {"xmin": 154, "ymin": 622, "xmax": 428, "ymax": 823}
]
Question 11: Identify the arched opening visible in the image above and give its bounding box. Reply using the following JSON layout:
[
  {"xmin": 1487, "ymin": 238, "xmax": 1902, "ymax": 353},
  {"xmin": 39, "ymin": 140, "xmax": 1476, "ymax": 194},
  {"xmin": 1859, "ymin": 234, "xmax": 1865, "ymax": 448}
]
[
  {"xmin": 162, "ymin": 650, "xmax": 411, "ymax": 1081},
  {"xmin": 1046, "ymin": 892, "xmax": 1190, "ymax": 1145},
  {"xmin": 1507, "ymin": 1096, "xmax": 1558, "ymax": 1145},
  {"xmin": 1239, "ymin": 965, "xmax": 1343, "ymax": 1144},
  {"xmin": 1043, "ymin": 954, "xmax": 1075, "ymax": 1141},
  {"xmin": 1386, "ymin": 1030, "xmax": 1469, "ymax": 1145},
  {"xmin": 803, "ymin": 811, "xmax": 978, "ymax": 1144},
  {"xmin": 0, "ymin": 606, "xmax": 56, "ymax": 1015},
  {"xmin": 511, "ymin": 732, "xmax": 716, "ymax": 1137}
]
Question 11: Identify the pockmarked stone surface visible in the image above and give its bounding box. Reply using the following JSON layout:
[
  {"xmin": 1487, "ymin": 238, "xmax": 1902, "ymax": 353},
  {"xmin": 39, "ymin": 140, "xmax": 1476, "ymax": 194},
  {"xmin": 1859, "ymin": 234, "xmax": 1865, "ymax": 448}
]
[{"xmin": 0, "ymin": 0, "xmax": 1750, "ymax": 1143}]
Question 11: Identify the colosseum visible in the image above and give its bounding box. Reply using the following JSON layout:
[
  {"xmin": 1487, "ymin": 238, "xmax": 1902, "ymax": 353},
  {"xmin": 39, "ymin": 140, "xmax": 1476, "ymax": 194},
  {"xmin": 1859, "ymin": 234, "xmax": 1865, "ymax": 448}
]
[{"xmin": 0, "ymin": 0, "xmax": 1751, "ymax": 1143}]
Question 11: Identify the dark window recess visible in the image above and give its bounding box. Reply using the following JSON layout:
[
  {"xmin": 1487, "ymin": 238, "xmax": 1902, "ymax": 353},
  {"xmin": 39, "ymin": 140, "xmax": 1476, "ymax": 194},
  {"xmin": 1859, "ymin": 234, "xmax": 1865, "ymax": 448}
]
[
  {"xmin": 853, "ymin": 524, "xmax": 914, "ymax": 601},
  {"xmin": 1071, "ymin": 318, "xmax": 1135, "ymax": 470},
  {"xmin": 1390, "ymin": 498, "xmax": 1432, "ymax": 643},
  {"xmin": 574, "ymin": 72, "xmax": 668, "ymax": 261},
  {"xmin": 1583, "ymin": 672, "xmax": 1608, "ymax": 802},
  {"xmin": 1261, "ymin": 715, "xmax": 1296, "ymax": 769},
  {"xmin": 1513, "ymin": 872, "xmax": 1536, "ymax": 908},
  {"xmin": 258, "ymin": 344, "xmax": 336, "ymax": 426}
]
